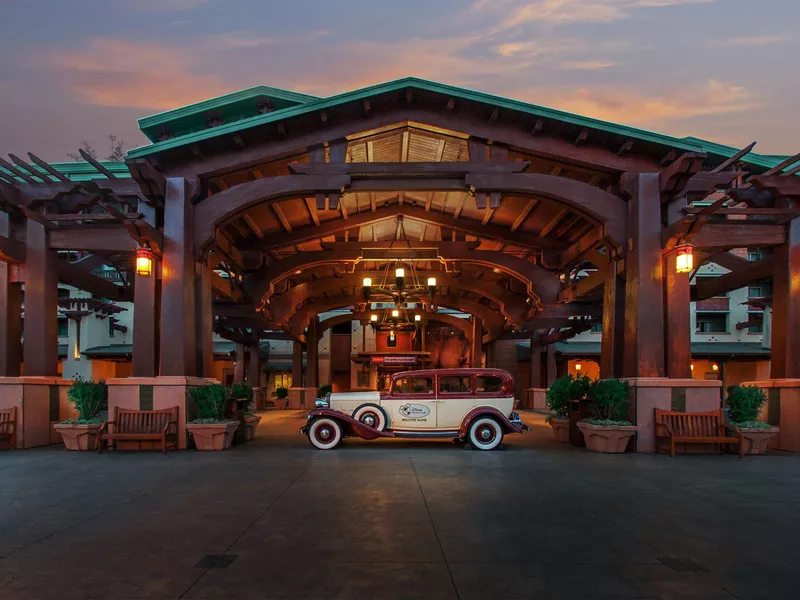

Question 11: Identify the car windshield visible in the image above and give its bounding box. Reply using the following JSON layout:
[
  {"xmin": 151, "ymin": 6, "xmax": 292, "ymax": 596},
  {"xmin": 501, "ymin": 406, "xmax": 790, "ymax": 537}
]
[{"xmin": 393, "ymin": 377, "xmax": 433, "ymax": 394}]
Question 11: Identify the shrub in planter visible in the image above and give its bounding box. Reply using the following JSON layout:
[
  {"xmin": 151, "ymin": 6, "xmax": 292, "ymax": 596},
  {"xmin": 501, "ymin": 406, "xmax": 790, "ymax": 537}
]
[
  {"xmin": 274, "ymin": 386, "xmax": 289, "ymax": 409},
  {"xmin": 54, "ymin": 378, "xmax": 108, "ymax": 450},
  {"xmin": 545, "ymin": 374, "xmax": 591, "ymax": 443},
  {"xmin": 187, "ymin": 384, "xmax": 238, "ymax": 451},
  {"xmin": 230, "ymin": 382, "xmax": 254, "ymax": 402},
  {"xmin": 578, "ymin": 379, "xmax": 637, "ymax": 453},
  {"xmin": 243, "ymin": 410, "xmax": 262, "ymax": 442},
  {"xmin": 725, "ymin": 385, "xmax": 778, "ymax": 455}
]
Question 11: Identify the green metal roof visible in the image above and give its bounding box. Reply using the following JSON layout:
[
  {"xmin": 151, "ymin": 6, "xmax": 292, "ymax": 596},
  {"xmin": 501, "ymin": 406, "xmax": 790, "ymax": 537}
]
[
  {"xmin": 138, "ymin": 85, "xmax": 321, "ymax": 143},
  {"xmin": 128, "ymin": 76, "xmax": 710, "ymax": 160},
  {"xmin": 0, "ymin": 161, "xmax": 131, "ymax": 184},
  {"xmin": 516, "ymin": 340, "xmax": 770, "ymax": 360},
  {"xmin": 680, "ymin": 137, "xmax": 797, "ymax": 173}
]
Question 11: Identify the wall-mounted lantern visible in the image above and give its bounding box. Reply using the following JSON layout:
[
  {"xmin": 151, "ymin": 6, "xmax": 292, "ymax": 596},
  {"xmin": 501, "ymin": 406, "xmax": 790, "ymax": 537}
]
[
  {"xmin": 675, "ymin": 244, "xmax": 694, "ymax": 274},
  {"xmin": 136, "ymin": 247, "xmax": 154, "ymax": 276}
]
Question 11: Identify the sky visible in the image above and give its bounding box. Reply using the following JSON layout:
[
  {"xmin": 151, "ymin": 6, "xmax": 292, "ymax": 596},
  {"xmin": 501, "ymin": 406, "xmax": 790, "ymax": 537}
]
[{"xmin": 0, "ymin": 0, "xmax": 797, "ymax": 162}]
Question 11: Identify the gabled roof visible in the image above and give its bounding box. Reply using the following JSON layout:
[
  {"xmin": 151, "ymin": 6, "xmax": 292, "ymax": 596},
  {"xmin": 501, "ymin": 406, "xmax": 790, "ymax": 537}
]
[
  {"xmin": 127, "ymin": 77, "xmax": 794, "ymax": 175},
  {"xmin": 0, "ymin": 161, "xmax": 130, "ymax": 184},
  {"xmin": 137, "ymin": 85, "xmax": 321, "ymax": 143}
]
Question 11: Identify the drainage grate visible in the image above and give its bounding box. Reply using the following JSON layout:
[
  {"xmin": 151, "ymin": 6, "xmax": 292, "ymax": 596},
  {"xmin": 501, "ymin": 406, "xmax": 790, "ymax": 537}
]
[
  {"xmin": 195, "ymin": 554, "xmax": 237, "ymax": 569},
  {"xmin": 658, "ymin": 557, "xmax": 708, "ymax": 573}
]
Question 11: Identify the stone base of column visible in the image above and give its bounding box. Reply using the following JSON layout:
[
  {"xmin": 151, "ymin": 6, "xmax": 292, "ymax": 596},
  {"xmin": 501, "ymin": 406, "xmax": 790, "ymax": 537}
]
[
  {"xmin": 626, "ymin": 378, "xmax": 722, "ymax": 453},
  {"xmin": 107, "ymin": 377, "xmax": 216, "ymax": 449},
  {"xmin": 523, "ymin": 388, "xmax": 547, "ymax": 410},
  {"xmin": 0, "ymin": 377, "xmax": 74, "ymax": 448},
  {"xmin": 288, "ymin": 387, "xmax": 318, "ymax": 410},
  {"xmin": 742, "ymin": 379, "xmax": 800, "ymax": 452}
]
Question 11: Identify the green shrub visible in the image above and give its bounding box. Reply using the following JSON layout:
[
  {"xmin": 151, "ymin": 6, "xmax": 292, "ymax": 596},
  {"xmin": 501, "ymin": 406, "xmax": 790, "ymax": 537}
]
[
  {"xmin": 230, "ymin": 382, "xmax": 254, "ymax": 402},
  {"xmin": 275, "ymin": 386, "xmax": 289, "ymax": 400},
  {"xmin": 189, "ymin": 383, "xmax": 228, "ymax": 423},
  {"xmin": 546, "ymin": 374, "xmax": 591, "ymax": 418},
  {"xmin": 65, "ymin": 377, "xmax": 107, "ymax": 422},
  {"xmin": 587, "ymin": 378, "xmax": 630, "ymax": 423},
  {"xmin": 318, "ymin": 384, "xmax": 332, "ymax": 398},
  {"xmin": 726, "ymin": 385, "xmax": 767, "ymax": 425}
]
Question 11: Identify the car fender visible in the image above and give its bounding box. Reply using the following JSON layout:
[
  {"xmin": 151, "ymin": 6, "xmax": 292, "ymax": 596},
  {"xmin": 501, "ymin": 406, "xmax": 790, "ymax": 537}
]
[
  {"xmin": 459, "ymin": 406, "xmax": 525, "ymax": 438},
  {"xmin": 306, "ymin": 408, "xmax": 394, "ymax": 440}
]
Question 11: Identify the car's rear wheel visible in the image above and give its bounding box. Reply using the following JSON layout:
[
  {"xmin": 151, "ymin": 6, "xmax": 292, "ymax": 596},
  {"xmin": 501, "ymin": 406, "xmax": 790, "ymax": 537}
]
[
  {"xmin": 307, "ymin": 417, "xmax": 343, "ymax": 450},
  {"xmin": 468, "ymin": 417, "xmax": 504, "ymax": 451},
  {"xmin": 352, "ymin": 404, "xmax": 387, "ymax": 431}
]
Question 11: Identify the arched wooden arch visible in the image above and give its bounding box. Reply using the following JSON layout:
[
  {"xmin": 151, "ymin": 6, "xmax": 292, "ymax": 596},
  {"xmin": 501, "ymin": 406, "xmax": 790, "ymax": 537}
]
[{"xmin": 316, "ymin": 311, "xmax": 473, "ymax": 342}]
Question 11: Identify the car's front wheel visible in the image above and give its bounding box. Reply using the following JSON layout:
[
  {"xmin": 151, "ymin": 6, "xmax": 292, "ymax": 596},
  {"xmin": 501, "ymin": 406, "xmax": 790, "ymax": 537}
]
[
  {"xmin": 307, "ymin": 417, "xmax": 343, "ymax": 450},
  {"xmin": 468, "ymin": 417, "xmax": 504, "ymax": 451},
  {"xmin": 352, "ymin": 404, "xmax": 387, "ymax": 431}
]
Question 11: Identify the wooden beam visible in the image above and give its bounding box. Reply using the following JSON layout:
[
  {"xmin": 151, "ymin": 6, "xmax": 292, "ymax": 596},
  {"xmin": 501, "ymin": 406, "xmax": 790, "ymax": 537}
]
[
  {"xmin": 79, "ymin": 149, "xmax": 118, "ymax": 179},
  {"xmin": 271, "ymin": 202, "xmax": 292, "ymax": 232},
  {"xmin": 762, "ymin": 150, "xmax": 800, "ymax": 176},
  {"xmin": 56, "ymin": 260, "xmax": 132, "ymax": 302},
  {"xmin": 27, "ymin": 153, "xmax": 70, "ymax": 183},
  {"xmin": 694, "ymin": 256, "xmax": 774, "ymax": 301},
  {"xmin": 539, "ymin": 209, "xmax": 567, "ymax": 238},
  {"xmin": 289, "ymin": 161, "xmax": 529, "ymax": 176},
  {"xmin": 691, "ymin": 223, "xmax": 786, "ymax": 248},
  {"xmin": 710, "ymin": 141, "xmax": 756, "ymax": 173},
  {"xmin": 510, "ymin": 198, "xmax": 538, "ymax": 232},
  {"xmin": 49, "ymin": 226, "xmax": 139, "ymax": 252},
  {"xmin": 9, "ymin": 154, "xmax": 54, "ymax": 183}
]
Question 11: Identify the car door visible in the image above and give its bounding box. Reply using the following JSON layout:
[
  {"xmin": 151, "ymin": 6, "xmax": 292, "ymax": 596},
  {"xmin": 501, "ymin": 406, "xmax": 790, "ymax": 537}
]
[
  {"xmin": 385, "ymin": 375, "xmax": 437, "ymax": 430},
  {"xmin": 436, "ymin": 374, "xmax": 475, "ymax": 429}
]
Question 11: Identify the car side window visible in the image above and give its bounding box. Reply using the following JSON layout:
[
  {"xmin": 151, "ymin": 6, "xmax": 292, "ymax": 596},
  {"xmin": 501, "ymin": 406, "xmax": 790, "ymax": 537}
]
[
  {"xmin": 476, "ymin": 375, "xmax": 503, "ymax": 394},
  {"xmin": 394, "ymin": 377, "xmax": 433, "ymax": 395},
  {"xmin": 439, "ymin": 376, "xmax": 472, "ymax": 394}
]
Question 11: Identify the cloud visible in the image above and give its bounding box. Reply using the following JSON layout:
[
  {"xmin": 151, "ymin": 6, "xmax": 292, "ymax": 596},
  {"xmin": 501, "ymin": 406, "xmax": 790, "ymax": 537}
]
[
  {"xmin": 522, "ymin": 79, "xmax": 759, "ymax": 127},
  {"xmin": 707, "ymin": 35, "xmax": 788, "ymax": 47},
  {"xmin": 44, "ymin": 38, "xmax": 233, "ymax": 110},
  {"xmin": 131, "ymin": 0, "xmax": 209, "ymax": 12},
  {"xmin": 560, "ymin": 60, "xmax": 617, "ymax": 69}
]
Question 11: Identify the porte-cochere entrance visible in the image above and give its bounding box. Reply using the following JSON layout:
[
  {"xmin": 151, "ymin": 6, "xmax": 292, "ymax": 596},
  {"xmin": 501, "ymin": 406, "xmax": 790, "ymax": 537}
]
[{"xmin": 0, "ymin": 77, "xmax": 798, "ymax": 452}]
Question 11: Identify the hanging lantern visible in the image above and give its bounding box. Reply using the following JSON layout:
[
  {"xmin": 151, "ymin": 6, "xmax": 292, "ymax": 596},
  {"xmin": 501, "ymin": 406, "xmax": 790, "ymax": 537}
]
[
  {"xmin": 675, "ymin": 244, "xmax": 694, "ymax": 274},
  {"xmin": 427, "ymin": 277, "xmax": 437, "ymax": 297},
  {"xmin": 389, "ymin": 330, "xmax": 396, "ymax": 342},
  {"xmin": 395, "ymin": 267, "xmax": 405, "ymax": 290},
  {"xmin": 391, "ymin": 309, "xmax": 400, "ymax": 321},
  {"xmin": 414, "ymin": 314, "xmax": 422, "ymax": 323},
  {"xmin": 135, "ymin": 247, "xmax": 154, "ymax": 276},
  {"xmin": 574, "ymin": 361, "xmax": 582, "ymax": 371},
  {"xmin": 711, "ymin": 363, "xmax": 719, "ymax": 372},
  {"xmin": 362, "ymin": 277, "xmax": 372, "ymax": 301},
  {"xmin": 370, "ymin": 314, "xmax": 378, "ymax": 322}
]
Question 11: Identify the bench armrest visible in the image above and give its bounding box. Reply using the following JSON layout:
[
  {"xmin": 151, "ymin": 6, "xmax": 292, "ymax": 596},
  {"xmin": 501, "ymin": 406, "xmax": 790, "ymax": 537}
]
[{"xmin": 655, "ymin": 422, "xmax": 673, "ymax": 437}]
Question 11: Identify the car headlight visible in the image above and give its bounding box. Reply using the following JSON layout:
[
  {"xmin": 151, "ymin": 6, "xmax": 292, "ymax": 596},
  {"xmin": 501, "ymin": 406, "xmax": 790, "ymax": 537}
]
[{"xmin": 315, "ymin": 398, "xmax": 329, "ymax": 408}]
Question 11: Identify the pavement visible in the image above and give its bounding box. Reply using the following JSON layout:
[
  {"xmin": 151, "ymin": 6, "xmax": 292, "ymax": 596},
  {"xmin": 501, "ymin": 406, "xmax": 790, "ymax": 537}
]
[{"xmin": 0, "ymin": 409, "xmax": 798, "ymax": 600}]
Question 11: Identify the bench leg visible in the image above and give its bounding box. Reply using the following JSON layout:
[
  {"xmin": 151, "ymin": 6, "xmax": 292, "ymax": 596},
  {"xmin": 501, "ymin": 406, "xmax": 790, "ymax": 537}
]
[
  {"xmin": 162, "ymin": 435, "xmax": 166, "ymax": 455},
  {"xmin": 670, "ymin": 439, "xmax": 675, "ymax": 458}
]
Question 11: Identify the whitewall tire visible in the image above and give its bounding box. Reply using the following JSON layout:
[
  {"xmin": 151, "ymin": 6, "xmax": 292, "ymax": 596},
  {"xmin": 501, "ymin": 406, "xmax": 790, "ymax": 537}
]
[
  {"xmin": 308, "ymin": 418, "xmax": 343, "ymax": 450},
  {"xmin": 352, "ymin": 404, "xmax": 388, "ymax": 432},
  {"xmin": 468, "ymin": 417, "xmax": 504, "ymax": 451}
]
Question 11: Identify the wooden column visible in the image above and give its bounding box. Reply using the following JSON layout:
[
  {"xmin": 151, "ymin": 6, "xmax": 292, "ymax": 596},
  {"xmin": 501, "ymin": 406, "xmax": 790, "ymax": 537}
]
[
  {"xmin": 307, "ymin": 317, "xmax": 319, "ymax": 388},
  {"xmin": 0, "ymin": 213, "xmax": 21, "ymax": 376},
  {"xmin": 132, "ymin": 260, "xmax": 159, "ymax": 377},
  {"xmin": 471, "ymin": 317, "xmax": 483, "ymax": 367},
  {"xmin": 546, "ymin": 344, "xmax": 557, "ymax": 386},
  {"xmin": 600, "ymin": 268, "xmax": 626, "ymax": 379},
  {"xmin": 292, "ymin": 340, "xmax": 303, "ymax": 387},
  {"xmin": 623, "ymin": 173, "xmax": 665, "ymax": 378},
  {"xmin": 194, "ymin": 260, "xmax": 214, "ymax": 378},
  {"xmin": 234, "ymin": 344, "xmax": 245, "ymax": 383},
  {"xmin": 24, "ymin": 219, "xmax": 58, "ymax": 376},
  {"xmin": 663, "ymin": 249, "xmax": 692, "ymax": 378},
  {"xmin": 248, "ymin": 334, "xmax": 260, "ymax": 387},
  {"xmin": 160, "ymin": 178, "xmax": 196, "ymax": 376},
  {"xmin": 771, "ymin": 206, "xmax": 800, "ymax": 378},
  {"xmin": 529, "ymin": 339, "xmax": 543, "ymax": 388}
]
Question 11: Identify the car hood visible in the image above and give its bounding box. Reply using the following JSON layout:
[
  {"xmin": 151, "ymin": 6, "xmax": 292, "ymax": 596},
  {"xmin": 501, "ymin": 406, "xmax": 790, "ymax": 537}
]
[{"xmin": 329, "ymin": 391, "xmax": 382, "ymax": 404}]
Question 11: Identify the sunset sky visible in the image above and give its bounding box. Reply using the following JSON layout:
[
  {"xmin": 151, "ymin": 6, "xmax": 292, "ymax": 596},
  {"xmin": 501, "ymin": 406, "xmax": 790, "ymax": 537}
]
[{"xmin": 1, "ymin": 0, "xmax": 797, "ymax": 161}]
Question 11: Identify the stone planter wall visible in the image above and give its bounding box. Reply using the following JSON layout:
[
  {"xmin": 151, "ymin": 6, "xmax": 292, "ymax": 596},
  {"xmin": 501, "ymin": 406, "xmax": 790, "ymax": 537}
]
[
  {"xmin": 577, "ymin": 422, "xmax": 638, "ymax": 453},
  {"xmin": 0, "ymin": 377, "xmax": 75, "ymax": 449},
  {"xmin": 741, "ymin": 379, "xmax": 800, "ymax": 452}
]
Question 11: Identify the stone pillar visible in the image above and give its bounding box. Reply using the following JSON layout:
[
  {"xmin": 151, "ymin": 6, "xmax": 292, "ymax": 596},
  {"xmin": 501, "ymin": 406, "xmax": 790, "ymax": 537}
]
[
  {"xmin": 471, "ymin": 317, "xmax": 483, "ymax": 367},
  {"xmin": 194, "ymin": 261, "xmax": 214, "ymax": 378},
  {"xmin": 663, "ymin": 248, "xmax": 692, "ymax": 378},
  {"xmin": 159, "ymin": 178, "xmax": 196, "ymax": 376},
  {"xmin": 623, "ymin": 173, "xmax": 665, "ymax": 378},
  {"xmin": 0, "ymin": 213, "xmax": 21, "ymax": 376},
  {"xmin": 234, "ymin": 344, "xmax": 245, "ymax": 383},
  {"xmin": 770, "ymin": 208, "xmax": 800, "ymax": 378},
  {"xmin": 307, "ymin": 317, "xmax": 319, "ymax": 389},
  {"xmin": 24, "ymin": 219, "xmax": 58, "ymax": 376}
]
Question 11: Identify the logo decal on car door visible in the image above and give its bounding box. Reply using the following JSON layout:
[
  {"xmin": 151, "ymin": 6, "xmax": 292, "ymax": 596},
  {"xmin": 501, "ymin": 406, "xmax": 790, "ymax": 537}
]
[{"xmin": 399, "ymin": 403, "xmax": 431, "ymax": 419}]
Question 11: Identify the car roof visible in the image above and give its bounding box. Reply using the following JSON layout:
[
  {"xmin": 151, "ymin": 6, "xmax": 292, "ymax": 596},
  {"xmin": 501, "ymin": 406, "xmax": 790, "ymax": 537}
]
[{"xmin": 392, "ymin": 368, "xmax": 511, "ymax": 379}]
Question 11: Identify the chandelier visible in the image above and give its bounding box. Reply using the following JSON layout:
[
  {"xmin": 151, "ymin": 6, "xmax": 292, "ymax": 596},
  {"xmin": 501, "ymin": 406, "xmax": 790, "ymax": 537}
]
[
  {"xmin": 361, "ymin": 265, "xmax": 437, "ymax": 304},
  {"xmin": 368, "ymin": 307, "xmax": 423, "ymax": 331}
]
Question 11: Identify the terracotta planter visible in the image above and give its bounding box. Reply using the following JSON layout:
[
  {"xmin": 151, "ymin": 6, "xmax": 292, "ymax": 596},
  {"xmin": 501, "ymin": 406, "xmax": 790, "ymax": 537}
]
[
  {"xmin": 577, "ymin": 422, "xmax": 638, "ymax": 454},
  {"xmin": 54, "ymin": 422, "xmax": 104, "ymax": 451},
  {"xmin": 548, "ymin": 417, "xmax": 570, "ymax": 443},
  {"xmin": 273, "ymin": 398, "xmax": 289, "ymax": 409},
  {"xmin": 186, "ymin": 421, "xmax": 239, "ymax": 451},
  {"xmin": 243, "ymin": 415, "xmax": 262, "ymax": 441},
  {"xmin": 727, "ymin": 425, "xmax": 780, "ymax": 455}
]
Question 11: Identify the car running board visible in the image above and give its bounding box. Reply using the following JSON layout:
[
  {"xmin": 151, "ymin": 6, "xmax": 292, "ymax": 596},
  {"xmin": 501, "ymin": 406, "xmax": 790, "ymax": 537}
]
[{"xmin": 391, "ymin": 430, "xmax": 460, "ymax": 438}]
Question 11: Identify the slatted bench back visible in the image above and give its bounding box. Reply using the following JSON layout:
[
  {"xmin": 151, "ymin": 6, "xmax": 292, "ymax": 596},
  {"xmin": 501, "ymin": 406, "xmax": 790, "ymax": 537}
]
[
  {"xmin": 656, "ymin": 409, "xmax": 722, "ymax": 437},
  {"xmin": 115, "ymin": 408, "xmax": 176, "ymax": 435},
  {"xmin": 0, "ymin": 407, "xmax": 15, "ymax": 434}
]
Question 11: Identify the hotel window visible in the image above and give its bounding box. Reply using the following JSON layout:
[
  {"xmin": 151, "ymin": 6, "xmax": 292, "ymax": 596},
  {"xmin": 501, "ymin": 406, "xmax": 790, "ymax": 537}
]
[
  {"xmin": 748, "ymin": 286, "xmax": 764, "ymax": 298},
  {"xmin": 696, "ymin": 312, "xmax": 728, "ymax": 333},
  {"xmin": 273, "ymin": 373, "xmax": 292, "ymax": 391},
  {"xmin": 747, "ymin": 248, "xmax": 763, "ymax": 262},
  {"xmin": 58, "ymin": 316, "xmax": 69, "ymax": 338}
]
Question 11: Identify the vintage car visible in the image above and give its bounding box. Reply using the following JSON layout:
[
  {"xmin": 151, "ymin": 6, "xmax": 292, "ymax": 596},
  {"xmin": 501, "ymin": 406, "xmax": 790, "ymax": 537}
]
[{"xmin": 301, "ymin": 368, "xmax": 528, "ymax": 450}]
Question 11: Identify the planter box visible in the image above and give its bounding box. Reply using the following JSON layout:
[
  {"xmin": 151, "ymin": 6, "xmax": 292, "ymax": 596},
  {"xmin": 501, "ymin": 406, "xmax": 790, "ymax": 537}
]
[
  {"xmin": 273, "ymin": 398, "xmax": 289, "ymax": 409},
  {"xmin": 186, "ymin": 422, "xmax": 239, "ymax": 451},
  {"xmin": 577, "ymin": 422, "xmax": 638, "ymax": 454},
  {"xmin": 53, "ymin": 422, "xmax": 104, "ymax": 451},
  {"xmin": 727, "ymin": 425, "xmax": 780, "ymax": 455},
  {"xmin": 243, "ymin": 415, "xmax": 262, "ymax": 442},
  {"xmin": 548, "ymin": 417, "xmax": 570, "ymax": 443}
]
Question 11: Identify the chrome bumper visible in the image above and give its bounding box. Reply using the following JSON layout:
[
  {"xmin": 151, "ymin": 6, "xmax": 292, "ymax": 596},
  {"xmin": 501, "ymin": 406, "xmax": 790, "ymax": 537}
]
[{"xmin": 509, "ymin": 411, "xmax": 531, "ymax": 432}]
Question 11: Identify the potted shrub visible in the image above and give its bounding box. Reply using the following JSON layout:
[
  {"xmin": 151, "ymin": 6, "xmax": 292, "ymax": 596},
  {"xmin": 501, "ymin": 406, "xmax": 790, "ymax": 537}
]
[
  {"xmin": 274, "ymin": 386, "xmax": 289, "ymax": 409},
  {"xmin": 54, "ymin": 378, "xmax": 107, "ymax": 451},
  {"xmin": 231, "ymin": 382, "xmax": 254, "ymax": 411},
  {"xmin": 186, "ymin": 383, "xmax": 239, "ymax": 451},
  {"xmin": 545, "ymin": 374, "xmax": 590, "ymax": 443},
  {"xmin": 725, "ymin": 385, "xmax": 778, "ymax": 455},
  {"xmin": 577, "ymin": 379, "xmax": 637, "ymax": 453}
]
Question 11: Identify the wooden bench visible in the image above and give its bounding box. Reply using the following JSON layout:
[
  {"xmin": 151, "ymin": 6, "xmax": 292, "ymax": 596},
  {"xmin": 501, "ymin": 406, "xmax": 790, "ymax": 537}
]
[
  {"xmin": 0, "ymin": 407, "xmax": 15, "ymax": 449},
  {"xmin": 96, "ymin": 407, "xmax": 178, "ymax": 454},
  {"xmin": 655, "ymin": 408, "xmax": 743, "ymax": 457}
]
